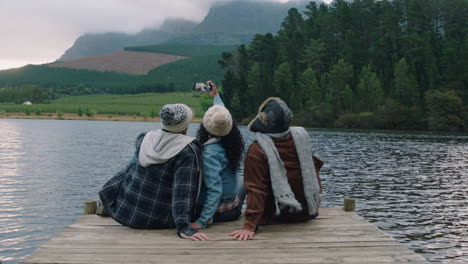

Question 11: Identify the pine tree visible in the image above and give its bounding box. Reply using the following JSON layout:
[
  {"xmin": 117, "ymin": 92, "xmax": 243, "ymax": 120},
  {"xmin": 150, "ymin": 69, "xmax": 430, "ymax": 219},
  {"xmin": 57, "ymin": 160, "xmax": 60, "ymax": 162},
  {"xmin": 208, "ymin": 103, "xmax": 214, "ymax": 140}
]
[
  {"xmin": 302, "ymin": 39, "xmax": 327, "ymax": 74},
  {"xmin": 342, "ymin": 84, "xmax": 355, "ymax": 113},
  {"xmin": 327, "ymin": 59, "xmax": 354, "ymax": 116},
  {"xmin": 357, "ymin": 65, "xmax": 384, "ymax": 112},
  {"xmin": 393, "ymin": 58, "xmax": 419, "ymax": 107},
  {"xmin": 273, "ymin": 62, "xmax": 293, "ymax": 107},
  {"xmin": 278, "ymin": 8, "xmax": 306, "ymax": 92},
  {"xmin": 298, "ymin": 67, "xmax": 321, "ymax": 108}
]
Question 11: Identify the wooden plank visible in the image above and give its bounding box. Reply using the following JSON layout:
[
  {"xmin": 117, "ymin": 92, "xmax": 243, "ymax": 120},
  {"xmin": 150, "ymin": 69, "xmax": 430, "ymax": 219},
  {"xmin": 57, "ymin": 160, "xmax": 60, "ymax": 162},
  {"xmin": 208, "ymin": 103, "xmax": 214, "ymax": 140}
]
[
  {"xmin": 23, "ymin": 253, "xmax": 429, "ymax": 264},
  {"xmin": 39, "ymin": 241, "xmax": 404, "ymax": 249},
  {"xmin": 34, "ymin": 245, "xmax": 413, "ymax": 255},
  {"xmin": 20, "ymin": 207, "xmax": 430, "ymax": 264},
  {"xmin": 57, "ymin": 226, "xmax": 389, "ymax": 238}
]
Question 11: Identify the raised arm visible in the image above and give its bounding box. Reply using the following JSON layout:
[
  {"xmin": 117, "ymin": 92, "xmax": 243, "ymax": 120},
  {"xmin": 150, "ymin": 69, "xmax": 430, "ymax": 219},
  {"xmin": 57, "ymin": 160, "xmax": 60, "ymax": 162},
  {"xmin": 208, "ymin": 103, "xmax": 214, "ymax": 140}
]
[{"xmin": 206, "ymin": 80, "xmax": 225, "ymax": 106}]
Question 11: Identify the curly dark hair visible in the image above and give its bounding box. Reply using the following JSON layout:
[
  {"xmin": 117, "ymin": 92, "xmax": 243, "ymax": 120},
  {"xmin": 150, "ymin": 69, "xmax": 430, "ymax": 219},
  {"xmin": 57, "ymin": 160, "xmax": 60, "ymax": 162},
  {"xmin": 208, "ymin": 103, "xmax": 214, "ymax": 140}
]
[{"xmin": 197, "ymin": 122, "xmax": 245, "ymax": 172}]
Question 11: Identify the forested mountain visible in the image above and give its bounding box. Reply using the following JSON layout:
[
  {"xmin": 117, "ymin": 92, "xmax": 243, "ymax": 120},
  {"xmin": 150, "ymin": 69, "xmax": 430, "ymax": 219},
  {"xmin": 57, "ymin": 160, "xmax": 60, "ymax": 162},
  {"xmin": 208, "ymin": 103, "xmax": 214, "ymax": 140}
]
[
  {"xmin": 168, "ymin": 0, "xmax": 309, "ymax": 44},
  {"xmin": 219, "ymin": 0, "xmax": 467, "ymax": 131},
  {"xmin": 58, "ymin": 19, "xmax": 197, "ymax": 61},
  {"xmin": 58, "ymin": 1, "xmax": 316, "ymax": 60},
  {"xmin": 194, "ymin": 1, "xmax": 308, "ymax": 34},
  {"xmin": 2, "ymin": 0, "xmax": 466, "ymax": 132}
]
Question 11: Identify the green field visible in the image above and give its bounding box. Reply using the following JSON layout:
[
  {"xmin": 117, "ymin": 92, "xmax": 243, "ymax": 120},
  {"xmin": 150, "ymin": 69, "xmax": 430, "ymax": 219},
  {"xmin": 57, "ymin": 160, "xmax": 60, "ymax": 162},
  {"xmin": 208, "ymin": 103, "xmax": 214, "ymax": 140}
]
[{"xmin": 0, "ymin": 93, "xmax": 205, "ymax": 117}]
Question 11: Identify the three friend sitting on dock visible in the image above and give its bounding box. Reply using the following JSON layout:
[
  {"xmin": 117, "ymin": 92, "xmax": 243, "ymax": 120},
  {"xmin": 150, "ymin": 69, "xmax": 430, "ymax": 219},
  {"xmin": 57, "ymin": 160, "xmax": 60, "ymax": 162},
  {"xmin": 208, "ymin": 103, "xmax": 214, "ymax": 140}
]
[
  {"xmin": 98, "ymin": 103, "xmax": 209, "ymax": 241},
  {"xmin": 191, "ymin": 81, "xmax": 246, "ymax": 231},
  {"xmin": 230, "ymin": 97, "xmax": 324, "ymax": 240}
]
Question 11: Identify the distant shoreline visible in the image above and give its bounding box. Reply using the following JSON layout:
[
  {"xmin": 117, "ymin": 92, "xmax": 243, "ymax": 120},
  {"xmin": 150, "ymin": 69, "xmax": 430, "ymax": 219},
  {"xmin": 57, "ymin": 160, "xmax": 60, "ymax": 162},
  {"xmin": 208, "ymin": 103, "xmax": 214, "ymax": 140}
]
[
  {"xmin": 2, "ymin": 112, "xmax": 466, "ymax": 135},
  {"xmin": 0, "ymin": 112, "xmax": 203, "ymax": 123}
]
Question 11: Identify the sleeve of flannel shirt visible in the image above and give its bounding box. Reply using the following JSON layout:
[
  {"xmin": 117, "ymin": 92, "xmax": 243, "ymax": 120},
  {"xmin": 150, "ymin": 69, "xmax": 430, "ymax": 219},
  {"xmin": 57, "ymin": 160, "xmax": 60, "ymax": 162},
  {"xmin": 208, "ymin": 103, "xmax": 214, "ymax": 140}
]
[{"xmin": 172, "ymin": 144, "xmax": 200, "ymax": 237}]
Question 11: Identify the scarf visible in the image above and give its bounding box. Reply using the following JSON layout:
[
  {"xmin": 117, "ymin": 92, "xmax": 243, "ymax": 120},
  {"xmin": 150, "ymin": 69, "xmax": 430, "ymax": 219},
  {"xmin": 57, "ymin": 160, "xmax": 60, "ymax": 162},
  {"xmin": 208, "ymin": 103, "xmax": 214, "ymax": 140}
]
[{"xmin": 255, "ymin": 127, "xmax": 322, "ymax": 216}]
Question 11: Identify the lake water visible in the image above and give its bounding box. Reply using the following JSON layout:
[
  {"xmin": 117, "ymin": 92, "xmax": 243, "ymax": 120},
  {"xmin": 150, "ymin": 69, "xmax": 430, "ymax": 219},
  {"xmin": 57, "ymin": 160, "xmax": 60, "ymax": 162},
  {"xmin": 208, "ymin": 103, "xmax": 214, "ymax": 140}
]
[{"xmin": 0, "ymin": 119, "xmax": 467, "ymax": 263}]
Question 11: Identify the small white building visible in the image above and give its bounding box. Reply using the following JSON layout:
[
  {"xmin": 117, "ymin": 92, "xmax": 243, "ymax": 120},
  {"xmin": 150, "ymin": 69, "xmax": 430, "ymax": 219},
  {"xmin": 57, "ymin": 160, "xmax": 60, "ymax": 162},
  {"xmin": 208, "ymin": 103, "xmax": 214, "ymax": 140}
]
[{"xmin": 22, "ymin": 101, "xmax": 32, "ymax": 105}]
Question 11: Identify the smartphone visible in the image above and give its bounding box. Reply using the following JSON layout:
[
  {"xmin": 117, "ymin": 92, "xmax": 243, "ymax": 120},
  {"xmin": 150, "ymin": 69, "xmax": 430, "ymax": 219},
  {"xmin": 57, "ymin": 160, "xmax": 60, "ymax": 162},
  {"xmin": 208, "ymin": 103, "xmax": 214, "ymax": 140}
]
[{"xmin": 193, "ymin": 82, "xmax": 212, "ymax": 92}]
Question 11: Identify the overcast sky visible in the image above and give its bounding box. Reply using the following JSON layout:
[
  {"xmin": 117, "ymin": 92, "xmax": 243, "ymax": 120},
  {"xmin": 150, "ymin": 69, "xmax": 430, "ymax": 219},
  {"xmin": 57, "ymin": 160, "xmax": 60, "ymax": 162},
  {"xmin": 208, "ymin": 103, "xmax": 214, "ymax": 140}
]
[{"xmin": 0, "ymin": 0, "xmax": 332, "ymax": 70}]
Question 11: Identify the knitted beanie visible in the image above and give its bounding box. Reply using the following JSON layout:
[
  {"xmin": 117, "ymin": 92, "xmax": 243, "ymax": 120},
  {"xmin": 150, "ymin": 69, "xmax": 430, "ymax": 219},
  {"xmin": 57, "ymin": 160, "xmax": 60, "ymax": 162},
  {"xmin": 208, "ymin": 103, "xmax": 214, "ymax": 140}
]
[
  {"xmin": 159, "ymin": 104, "xmax": 193, "ymax": 133},
  {"xmin": 248, "ymin": 97, "xmax": 292, "ymax": 133},
  {"xmin": 203, "ymin": 105, "xmax": 233, "ymax": 137}
]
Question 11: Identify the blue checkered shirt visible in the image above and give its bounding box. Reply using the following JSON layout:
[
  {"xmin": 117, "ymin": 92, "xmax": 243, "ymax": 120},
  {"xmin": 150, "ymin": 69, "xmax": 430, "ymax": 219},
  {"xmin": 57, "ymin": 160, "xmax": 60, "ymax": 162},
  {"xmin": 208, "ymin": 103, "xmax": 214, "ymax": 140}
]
[{"xmin": 99, "ymin": 133, "xmax": 201, "ymax": 236}]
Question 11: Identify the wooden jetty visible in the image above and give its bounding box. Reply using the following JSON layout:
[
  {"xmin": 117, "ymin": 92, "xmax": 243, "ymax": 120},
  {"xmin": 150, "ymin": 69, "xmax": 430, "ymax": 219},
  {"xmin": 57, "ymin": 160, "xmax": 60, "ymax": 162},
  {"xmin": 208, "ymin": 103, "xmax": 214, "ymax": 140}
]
[{"xmin": 21, "ymin": 200, "xmax": 430, "ymax": 264}]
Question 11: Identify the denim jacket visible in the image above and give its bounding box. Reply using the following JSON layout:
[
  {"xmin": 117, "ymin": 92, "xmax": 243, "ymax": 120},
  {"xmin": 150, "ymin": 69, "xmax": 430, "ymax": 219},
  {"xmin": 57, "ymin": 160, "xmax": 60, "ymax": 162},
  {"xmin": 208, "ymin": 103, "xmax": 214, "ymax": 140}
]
[{"xmin": 195, "ymin": 96, "xmax": 238, "ymax": 228}]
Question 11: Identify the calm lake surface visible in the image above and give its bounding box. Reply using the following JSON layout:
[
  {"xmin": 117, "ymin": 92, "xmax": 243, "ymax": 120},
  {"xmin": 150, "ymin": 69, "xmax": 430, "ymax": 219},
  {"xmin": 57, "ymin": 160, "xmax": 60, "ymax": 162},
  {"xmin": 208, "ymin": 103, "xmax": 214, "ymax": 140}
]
[{"xmin": 0, "ymin": 119, "xmax": 467, "ymax": 263}]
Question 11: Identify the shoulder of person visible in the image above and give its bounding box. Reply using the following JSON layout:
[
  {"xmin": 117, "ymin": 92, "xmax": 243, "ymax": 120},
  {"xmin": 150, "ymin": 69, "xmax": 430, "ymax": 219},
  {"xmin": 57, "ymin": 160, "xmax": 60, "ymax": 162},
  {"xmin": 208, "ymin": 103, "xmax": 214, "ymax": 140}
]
[
  {"xmin": 203, "ymin": 140, "xmax": 223, "ymax": 152},
  {"xmin": 170, "ymin": 141, "xmax": 201, "ymax": 167},
  {"xmin": 187, "ymin": 140, "xmax": 202, "ymax": 155},
  {"xmin": 289, "ymin": 126, "xmax": 308, "ymax": 135},
  {"xmin": 247, "ymin": 141, "xmax": 261, "ymax": 152},
  {"xmin": 246, "ymin": 141, "xmax": 266, "ymax": 160}
]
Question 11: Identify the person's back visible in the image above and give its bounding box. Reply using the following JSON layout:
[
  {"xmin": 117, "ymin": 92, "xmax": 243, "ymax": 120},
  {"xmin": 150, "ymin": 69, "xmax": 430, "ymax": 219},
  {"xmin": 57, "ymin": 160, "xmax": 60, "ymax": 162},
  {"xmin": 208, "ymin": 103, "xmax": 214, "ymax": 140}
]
[
  {"xmin": 104, "ymin": 132, "xmax": 201, "ymax": 230},
  {"xmin": 230, "ymin": 97, "xmax": 323, "ymax": 240},
  {"xmin": 199, "ymin": 141, "xmax": 238, "ymax": 201},
  {"xmin": 99, "ymin": 104, "xmax": 209, "ymax": 240},
  {"xmin": 192, "ymin": 81, "xmax": 245, "ymax": 230}
]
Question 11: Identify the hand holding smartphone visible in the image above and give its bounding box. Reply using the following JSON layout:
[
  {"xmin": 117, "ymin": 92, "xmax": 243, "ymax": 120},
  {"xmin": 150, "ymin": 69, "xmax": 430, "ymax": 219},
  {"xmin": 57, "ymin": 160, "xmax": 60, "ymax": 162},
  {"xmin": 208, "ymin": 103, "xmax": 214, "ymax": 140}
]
[
  {"xmin": 193, "ymin": 81, "xmax": 219, "ymax": 97},
  {"xmin": 193, "ymin": 82, "xmax": 212, "ymax": 92}
]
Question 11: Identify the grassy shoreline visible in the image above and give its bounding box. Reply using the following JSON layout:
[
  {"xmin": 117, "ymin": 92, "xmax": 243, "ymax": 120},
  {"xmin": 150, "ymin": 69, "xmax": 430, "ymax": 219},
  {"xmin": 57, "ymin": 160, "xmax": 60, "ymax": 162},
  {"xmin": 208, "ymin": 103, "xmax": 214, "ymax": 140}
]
[
  {"xmin": 0, "ymin": 112, "xmax": 203, "ymax": 123},
  {"xmin": 0, "ymin": 93, "xmax": 205, "ymax": 118},
  {"xmin": 2, "ymin": 112, "xmax": 467, "ymax": 136}
]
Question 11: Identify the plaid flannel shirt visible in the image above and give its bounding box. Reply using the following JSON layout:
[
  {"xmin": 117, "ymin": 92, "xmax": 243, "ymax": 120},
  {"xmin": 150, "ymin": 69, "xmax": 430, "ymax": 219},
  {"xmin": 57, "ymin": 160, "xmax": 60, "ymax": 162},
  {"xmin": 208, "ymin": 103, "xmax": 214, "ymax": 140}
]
[{"xmin": 99, "ymin": 133, "xmax": 201, "ymax": 236}]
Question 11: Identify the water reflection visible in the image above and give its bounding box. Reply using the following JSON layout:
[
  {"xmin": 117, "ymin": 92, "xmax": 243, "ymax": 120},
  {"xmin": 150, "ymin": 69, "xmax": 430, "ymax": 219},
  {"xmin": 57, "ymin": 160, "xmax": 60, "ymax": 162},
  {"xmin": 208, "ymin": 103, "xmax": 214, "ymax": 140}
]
[
  {"xmin": 0, "ymin": 120, "xmax": 27, "ymax": 263},
  {"xmin": 0, "ymin": 120, "xmax": 467, "ymax": 263}
]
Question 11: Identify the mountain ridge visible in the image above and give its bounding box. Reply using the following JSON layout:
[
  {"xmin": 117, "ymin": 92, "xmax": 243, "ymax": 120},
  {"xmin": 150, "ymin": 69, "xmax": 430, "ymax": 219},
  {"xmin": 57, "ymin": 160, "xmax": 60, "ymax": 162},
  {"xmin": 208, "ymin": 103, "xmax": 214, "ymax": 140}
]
[
  {"xmin": 57, "ymin": 18, "xmax": 198, "ymax": 62},
  {"xmin": 58, "ymin": 0, "xmax": 317, "ymax": 61}
]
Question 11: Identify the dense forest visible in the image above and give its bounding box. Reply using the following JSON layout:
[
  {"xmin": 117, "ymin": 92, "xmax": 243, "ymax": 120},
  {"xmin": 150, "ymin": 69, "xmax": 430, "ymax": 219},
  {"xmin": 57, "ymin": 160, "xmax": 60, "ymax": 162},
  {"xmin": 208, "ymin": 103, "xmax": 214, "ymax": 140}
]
[{"xmin": 218, "ymin": 0, "xmax": 467, "ymax": 131}]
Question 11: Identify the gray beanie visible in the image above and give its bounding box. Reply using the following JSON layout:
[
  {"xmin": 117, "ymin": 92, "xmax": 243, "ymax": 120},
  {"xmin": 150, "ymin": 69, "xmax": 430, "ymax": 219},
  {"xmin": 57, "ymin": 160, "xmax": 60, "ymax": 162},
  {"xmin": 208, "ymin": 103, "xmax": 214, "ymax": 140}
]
[
  {"xmin": 248, "ymin": 97, "xmax": 292, "ymax": 133},
  {"xmin": 159, "ymin": 104, "xmax": 193, "ymax": 133},
  {"xmin": 203, "ymin": 105, "xmax": 233, "ymax": 137}
]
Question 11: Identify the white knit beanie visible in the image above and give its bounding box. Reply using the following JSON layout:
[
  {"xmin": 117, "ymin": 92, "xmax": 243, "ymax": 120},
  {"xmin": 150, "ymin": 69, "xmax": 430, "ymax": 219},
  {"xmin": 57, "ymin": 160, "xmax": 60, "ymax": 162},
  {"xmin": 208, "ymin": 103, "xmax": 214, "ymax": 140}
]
[
  {"xmin": 159, "ymin": 104, "xmax": 193, "ymax": 133},
  {"xmin": 203, "ymin": 105, "xmax": 233, "ymax": 137}
]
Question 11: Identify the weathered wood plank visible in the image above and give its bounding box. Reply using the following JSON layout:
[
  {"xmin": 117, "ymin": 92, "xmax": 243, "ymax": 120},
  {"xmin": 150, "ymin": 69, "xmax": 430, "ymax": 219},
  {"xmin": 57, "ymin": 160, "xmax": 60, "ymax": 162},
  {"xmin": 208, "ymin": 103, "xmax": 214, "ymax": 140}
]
[
  {"xmin": 23, "ymin": 253, "xmax": 429, "ymax": 264},
  {"xmin": 34, "ymin": 245, "xmax": 412, "ymax": 255},
  {"xmin": 39, "ymin": 241, "xmax": 404, "ymax": 249},
  {"xmin": 20, "ymin": 207, "xmax": 430, "ymax": 264}
]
